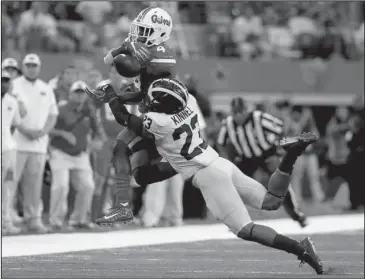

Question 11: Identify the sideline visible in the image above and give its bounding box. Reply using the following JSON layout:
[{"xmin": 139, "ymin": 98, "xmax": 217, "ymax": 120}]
[{"xmin": 2, "ymin": 214, "xmax": 363, "ymax": 258}]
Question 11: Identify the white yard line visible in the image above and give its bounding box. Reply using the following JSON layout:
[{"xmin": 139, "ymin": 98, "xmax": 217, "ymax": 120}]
[{"xmin": 2, "ymin": 214, "xmax": 363, "ymax": 258}]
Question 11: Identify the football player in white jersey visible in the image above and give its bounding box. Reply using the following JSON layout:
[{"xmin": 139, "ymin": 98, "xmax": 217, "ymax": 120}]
[{"xmin": 107, "ymin": 78, "xmax": 324, "ymax": 275}]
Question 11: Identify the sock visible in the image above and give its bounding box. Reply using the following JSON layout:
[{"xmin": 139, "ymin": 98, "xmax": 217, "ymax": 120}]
[
  {"xmin": 278, "ymin": 151, "xmax": 300, "ymax": 174},
  {"xmin": 282, "ymin": 188, "xmax": 302, "ymax": 221},
  {"xmin": 238, "ymin": 224, "xmax": 305, "ymax": 256},
  {"xmin": 267, "ymin": 168, "xmax": 291, "ymax": 197},
  {"xmin": 272, "ymin": 234, "xmax": 305, "ymax": 256},
  {"xmin": 114, "ymin": 175, "xmax": 130, "ymax": 206}
]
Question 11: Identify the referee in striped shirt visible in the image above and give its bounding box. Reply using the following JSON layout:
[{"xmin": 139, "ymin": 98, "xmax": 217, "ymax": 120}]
[{"xmin": 216, "ymin": 97, "xmax": 308, "ymax": 228}]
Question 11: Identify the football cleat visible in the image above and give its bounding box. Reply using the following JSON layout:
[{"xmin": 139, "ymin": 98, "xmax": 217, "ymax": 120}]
[
  {"xmin": 280, "ymin": 132, "xmax": 318, "ymax": 156},
  {"xmin": 298, "ymin": 237, "xmax": 324, "ymax": 275},
  {"xmin": 95, "ymin": 203, "xmax": 134, "ymax": 226}
]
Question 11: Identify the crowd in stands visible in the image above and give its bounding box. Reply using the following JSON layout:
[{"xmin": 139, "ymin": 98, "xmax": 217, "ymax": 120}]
[
  {"xmin": 2, "ymin": 1, "xmax": 364, "ymax": 59},
  {"xmin": 2, "ymin": 53, "xmax": 364, "ymax": 236},
  {"xmin": 1, "ymin": 1, "xmax": 364, "ymax": 236}
]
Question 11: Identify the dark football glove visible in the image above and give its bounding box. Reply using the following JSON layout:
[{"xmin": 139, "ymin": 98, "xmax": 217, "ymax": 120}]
[
  {"xmin": 108, "ymin": 40, "xmax": 152, "ymax": 67},
  {"xmin": 128, "ymin": 42, "xmax": 153, "ymax": 67},
  {"xmin": 84, "ymin": 80, "xmax": 116, "ymax": 104}
]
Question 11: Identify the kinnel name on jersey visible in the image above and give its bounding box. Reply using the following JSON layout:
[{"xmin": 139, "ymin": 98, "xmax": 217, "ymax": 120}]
[{"xmin": 171, "ymin": 105, "xmax": 194, "ymax": 125}]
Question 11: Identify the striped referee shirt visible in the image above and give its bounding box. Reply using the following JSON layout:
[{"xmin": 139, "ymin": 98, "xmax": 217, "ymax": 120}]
[{"xmin": 217, "ymin": 110, "xmax": 284, "ymax": 159}]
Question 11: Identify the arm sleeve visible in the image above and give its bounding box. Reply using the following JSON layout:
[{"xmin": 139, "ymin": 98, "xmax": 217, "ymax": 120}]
[{"xmin": 134, "ymin": 162, "xmax": 177, "ymax": 185}]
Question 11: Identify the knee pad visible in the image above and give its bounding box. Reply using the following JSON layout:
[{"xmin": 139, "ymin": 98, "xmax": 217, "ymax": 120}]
[
  {"xmin": 237, "ymin": 222, "xmax": 255, "ymax": 240},
  {"xmin": 261, "ymin": 192, "xmax": 284, "ymax": 211}
]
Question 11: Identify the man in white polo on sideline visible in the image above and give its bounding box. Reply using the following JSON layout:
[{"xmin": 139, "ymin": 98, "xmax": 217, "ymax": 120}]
[
  {"xmin": 10, "ymin": 53, "xmax": 59, "ymax": 233},
  {"xmin": 1, "ymin": 70, "xmax": 27, "ymax": 235},
  {"xmin": 2, "ymin": 57, "xmax": 24, "ymax": 225}
]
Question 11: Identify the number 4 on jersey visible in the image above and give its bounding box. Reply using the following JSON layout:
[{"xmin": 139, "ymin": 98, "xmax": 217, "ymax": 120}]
[{"xmin": 173, "ymin": 114, "xmax": 207, "ymax": 160}]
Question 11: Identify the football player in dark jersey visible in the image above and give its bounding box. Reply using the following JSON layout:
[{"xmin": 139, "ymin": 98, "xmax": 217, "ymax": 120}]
[{"xmin": 85, "ymin": 7, "xmax": 178, "ymax": 225}]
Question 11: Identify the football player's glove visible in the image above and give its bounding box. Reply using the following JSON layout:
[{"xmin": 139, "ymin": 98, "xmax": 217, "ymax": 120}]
[
  {"xmin": 127, "ymin": 41, "xmax": 153, "ymax": 67},
  {"xmin": 105, "ymin": 40, "xmax": 153, "ymax": 67},
  {"xmin": 84, "ymin": 80, "xmax": 117, "ymax": 104},
  {"xmin": 85, "ymin": 79, "xmax": 139, "ymax": 104}
]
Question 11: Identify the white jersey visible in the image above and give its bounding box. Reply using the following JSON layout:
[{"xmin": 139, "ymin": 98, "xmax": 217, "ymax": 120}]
[
  {"xmin": 143, "ymin": 94, "xmax": 219, "ymax": 180},
  {"xmin": 1, "ymin": 94, "xmax": 21, "ymax": 151}
]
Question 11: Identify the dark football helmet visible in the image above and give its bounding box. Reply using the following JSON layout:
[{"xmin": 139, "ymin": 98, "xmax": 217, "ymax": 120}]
[{"xmin": 140, "ymin": 78, "xmax": 189, "ymax": 114}]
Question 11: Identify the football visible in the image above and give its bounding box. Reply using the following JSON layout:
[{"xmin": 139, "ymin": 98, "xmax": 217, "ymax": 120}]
[{"xmin": 114, "ymin": 54, "xmax": 141, "ymax": 78}]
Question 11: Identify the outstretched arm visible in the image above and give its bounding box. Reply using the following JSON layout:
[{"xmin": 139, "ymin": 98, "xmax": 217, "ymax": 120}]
[{"xmin": 108, "ymin": 97, "xmax": 154, "ymax": 140}]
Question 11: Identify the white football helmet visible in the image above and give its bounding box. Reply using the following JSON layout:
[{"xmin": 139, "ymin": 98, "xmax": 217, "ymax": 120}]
[{"xmin": 129, "ymin": 7, "xmax": 172, "ymax": 47}]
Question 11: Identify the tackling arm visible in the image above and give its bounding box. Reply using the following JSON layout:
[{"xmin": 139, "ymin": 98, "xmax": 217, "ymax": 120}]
[
  {"xmin": 133, "ymin": 162, "xmax": 177, "ymax": 186},
  {"xmin": 108, "ymin": 97, "xmax": 154, "ymax": 140}
]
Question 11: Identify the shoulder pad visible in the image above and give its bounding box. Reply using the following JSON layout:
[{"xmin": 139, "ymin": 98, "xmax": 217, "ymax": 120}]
[
  {"xmin": 143, "ymin": 112, "xmax": 170, "ymax": 139},
  {"xmin": 144, "ymin": 111, "xmax": 170, "ymax": 126}
]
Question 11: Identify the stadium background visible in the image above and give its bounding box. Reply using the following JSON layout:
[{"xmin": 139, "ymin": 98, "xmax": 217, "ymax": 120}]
[
  {"xmin": 1, "ymin": 1, "xmax": 364, "ymax": 225},
  {"xmin": 2, "ymin": 1, "xmax": 364, "ymax": 278}
]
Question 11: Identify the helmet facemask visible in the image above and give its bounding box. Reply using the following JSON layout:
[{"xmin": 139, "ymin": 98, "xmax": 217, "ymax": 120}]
[
  {"xmin": 129, "ymin": 21, "xmax": 152, "ymax": 44},
  {"xmin": 129, "ymin": 21, "xmax": 170, "ymax": 46}
]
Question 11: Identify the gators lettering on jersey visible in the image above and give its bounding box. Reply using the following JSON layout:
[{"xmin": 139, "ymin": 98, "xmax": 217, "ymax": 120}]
[
  {"xmin": 142, "ymin": 94, "xmax": 219, "ymax": 180},
  {"xmin": 116, "ymin": 128, "xmax": 162, "ymax": 173}
]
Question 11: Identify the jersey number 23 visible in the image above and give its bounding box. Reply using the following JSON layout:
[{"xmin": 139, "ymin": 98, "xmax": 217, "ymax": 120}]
[{"xmin": 173, "ymin": 114, "xmax": 208, "ymax": 160}]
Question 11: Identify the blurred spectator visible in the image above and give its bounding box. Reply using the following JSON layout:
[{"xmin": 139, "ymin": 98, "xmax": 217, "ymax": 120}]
[
  {"xmin": 286, "ymin": 106, "xmax": 325, "ymax": 202},
  {"xmin": 345, "ymin": 105, "xmax": 365, "ymax": 210},
  {"xmin": 298, "ymin": 17, "xmax": 359, "ymax": 92},
  {"xmin": 2, "ymin": 58, "xmax": 23, "ymax": 225},
  {"xmin": 116, "ymin": 12, "xmax": 131, "ymax": 33},
  {"xmin": 2, "ymin": 58, "xmax": 22, "ymax": 79},
  {"xmin": 76, "ymin": 1, "xmax": 113, "ymax": 49},
  {"xmin": 276, "ymin": 99, "xmax": 292, "ymax": 121},
  {"xmin": 50, "ymin": 65, "xmax": 79, "ymax": 102},
  {"xmin": 231, "ymin": 6, "xmax": 264, "ymax": 60},
  {"xmin": 48, "ymin": 80, "xmax": 105, "ymax": 230},
  {"xmin": 354, "ymin": 21, "xmax": 364, "ymax": 55},
  {"xmin": 1, "ymin": 70, "xmax": 26, "ymax": 235},
  {"xmin": 86, "ymin": 69, "xmax": 103, "ymax": 90},
  {"xmin": 206, "ymin": 110, "xmax": 227, "ymax": 149},
  {"xmin": 141, "ymin": 175, "xmax": 184, "ymax": 227},
  {"xmin": 17, "ymin": 2, "xmax": 75, "ymax": 52},
  {"xmin": 10, "ymin": 54, "xmax": 58, "ymax": 233},
  {"xmin": 183, "ymin": 74, "xmax": 212, "ymax": 119},
  {"xmin": 288, "ymin": 6, "xmax": 318, "ymax": 39},
  {"xmin": 262, "ymin": 10, "xmax": 300, "ymax": 59},
  {"xmin": 1, "ymin": 10, "xmax": 15, "ymax": 52},
  {"xmin": 324, "ymin": 106, "xmax": 351, "ymax": 201}
]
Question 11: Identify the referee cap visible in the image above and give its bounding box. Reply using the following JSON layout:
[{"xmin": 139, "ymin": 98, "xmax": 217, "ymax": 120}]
[
  {"xmin": 2, "ymin": 58, "xmax": 19, "ymax": 70},
  {"xmin": 23, "ymin": 54, "xmax": 41, "ymax": 66}
]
